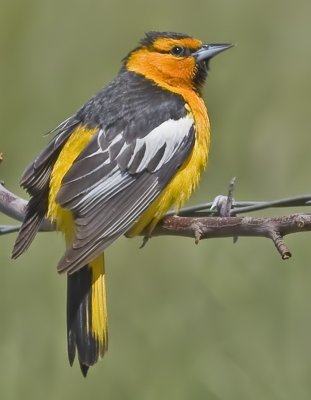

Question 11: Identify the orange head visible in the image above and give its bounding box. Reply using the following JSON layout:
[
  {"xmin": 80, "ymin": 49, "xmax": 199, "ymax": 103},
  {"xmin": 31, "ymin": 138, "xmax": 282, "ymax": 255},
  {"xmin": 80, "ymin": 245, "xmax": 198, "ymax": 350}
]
[{"xmin": 125, "ymin": 31, "xmax": 232, "ymax": 93}]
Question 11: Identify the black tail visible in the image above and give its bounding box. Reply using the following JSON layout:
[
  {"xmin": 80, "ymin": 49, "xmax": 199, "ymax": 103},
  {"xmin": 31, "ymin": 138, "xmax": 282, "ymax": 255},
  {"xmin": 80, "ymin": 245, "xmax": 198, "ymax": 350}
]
[{"xmin": 66, "ymin": 256, "xmax": 108, "ymax": 376}]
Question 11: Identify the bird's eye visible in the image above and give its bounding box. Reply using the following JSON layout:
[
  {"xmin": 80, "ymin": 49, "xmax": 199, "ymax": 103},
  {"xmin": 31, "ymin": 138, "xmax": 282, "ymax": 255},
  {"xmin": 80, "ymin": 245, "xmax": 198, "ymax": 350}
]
[{"xmin": 170, "ymin": 46, "xmax": 185, "ymax": 56}]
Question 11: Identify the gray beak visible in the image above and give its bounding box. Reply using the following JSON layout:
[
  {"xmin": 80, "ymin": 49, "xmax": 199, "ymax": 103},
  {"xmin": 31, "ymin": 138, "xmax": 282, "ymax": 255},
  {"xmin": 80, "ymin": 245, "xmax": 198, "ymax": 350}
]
[{"xmin": 193, "ymin": 43, "xmax": 233, "ymax": 62}]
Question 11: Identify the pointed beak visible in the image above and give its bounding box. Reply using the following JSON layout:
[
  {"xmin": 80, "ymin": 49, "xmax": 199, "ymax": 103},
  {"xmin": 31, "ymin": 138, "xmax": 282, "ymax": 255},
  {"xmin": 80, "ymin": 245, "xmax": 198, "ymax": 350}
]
[{"xmin": 193, "ymin": 43, "xmax": 233, "ymax": 62}]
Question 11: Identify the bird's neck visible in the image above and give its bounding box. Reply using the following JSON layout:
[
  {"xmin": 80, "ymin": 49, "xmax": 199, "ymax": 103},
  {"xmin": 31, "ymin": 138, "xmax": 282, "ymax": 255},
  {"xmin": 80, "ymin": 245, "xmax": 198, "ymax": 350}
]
[{"xmin": 126, "ymin": 67, "xmax": 209, "ymax": 141}]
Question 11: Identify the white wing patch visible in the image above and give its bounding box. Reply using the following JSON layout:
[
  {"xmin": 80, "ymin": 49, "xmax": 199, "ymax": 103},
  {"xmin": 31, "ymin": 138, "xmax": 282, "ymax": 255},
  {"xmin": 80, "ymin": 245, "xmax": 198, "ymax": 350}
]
[
  {"xmin": 82, "ymin": 116, "xmax": 194, "ymax": 175},
  {"xmin": 128, "ymin": 116, "xmax": 194, "ymax": 172},
  {"xmin": 72, "ymin": 166, "xmax": 129, "ymax": 213}
]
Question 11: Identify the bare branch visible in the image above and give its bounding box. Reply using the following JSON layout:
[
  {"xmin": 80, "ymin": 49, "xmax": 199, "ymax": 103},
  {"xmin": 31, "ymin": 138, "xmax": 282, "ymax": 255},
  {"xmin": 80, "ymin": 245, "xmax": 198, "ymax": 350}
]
[
  {"xmin": 0, "ymin": 183, "xmax": 53, "ymax": 232},
  {"xmin": 151, "ymin": 213, "xmax": 311, "ymax": 259},
  {"xmin": 0, "ymin": 224, "xmax": 21, "ymax": 235},
  {"xmin": 1, "ymin": 181, "xmax": 311, "ymax": 260},
  {"xmin": 0, "ymin": 183, "xmax": 28, "ymax": 222}
]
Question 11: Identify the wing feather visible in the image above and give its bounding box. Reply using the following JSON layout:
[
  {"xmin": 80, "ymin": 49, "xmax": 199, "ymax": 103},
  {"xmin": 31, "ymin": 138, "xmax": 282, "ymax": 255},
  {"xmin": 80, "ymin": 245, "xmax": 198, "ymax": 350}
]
[
  {"xmin": 21, "ymin": 118, "xmax": 80, "ymax": 194},
  {"xmin": 57, "ymin": 116, "xmax": 195, "ymax": 273},
  {"xmin": 12, "ymin": 117, "xmax": 81, "ymax": 259},
  {"xmin": 58, "ymin": 175, "xmax": 159, "ymax": 273}
]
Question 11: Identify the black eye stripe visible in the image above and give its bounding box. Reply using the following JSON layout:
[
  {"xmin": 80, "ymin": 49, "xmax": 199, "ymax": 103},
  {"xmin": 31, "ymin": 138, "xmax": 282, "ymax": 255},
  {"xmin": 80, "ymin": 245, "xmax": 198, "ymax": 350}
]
[
  {"xmin": 147, "ymin": 44, "xmax": 193, "ymax": 57},
  {"xmin": 170, "ymin": 46, "xmax": 192, "ymax": 57}
]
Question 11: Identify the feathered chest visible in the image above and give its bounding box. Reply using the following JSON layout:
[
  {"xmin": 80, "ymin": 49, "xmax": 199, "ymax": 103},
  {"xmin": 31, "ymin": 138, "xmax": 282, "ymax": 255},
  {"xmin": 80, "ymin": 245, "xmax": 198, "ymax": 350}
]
[{"xmin": 46, "ymin": 71, "xmax": 209, "ymax": 240}]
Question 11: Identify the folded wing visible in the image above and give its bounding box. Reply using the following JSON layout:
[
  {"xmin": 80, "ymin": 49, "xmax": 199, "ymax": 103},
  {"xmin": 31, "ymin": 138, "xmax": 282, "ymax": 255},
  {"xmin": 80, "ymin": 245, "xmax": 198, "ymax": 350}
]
[{"xmin": 57, "ymin": 116, "xmax": 195, "ymax": 273}]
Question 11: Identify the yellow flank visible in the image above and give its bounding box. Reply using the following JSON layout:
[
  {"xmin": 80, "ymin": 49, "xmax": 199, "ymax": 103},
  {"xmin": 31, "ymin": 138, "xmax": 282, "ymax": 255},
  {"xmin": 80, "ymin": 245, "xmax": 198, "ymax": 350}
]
[
  {"xmin": 48, "ymin": 125, "xmax": 98, "ymax": 228},
  {"xmin": 89, "ymin": 255, "xmax": 108, "ymax": 352},
  {"xmin": 48, "ymin": 124, "xmax": 108, "ymax": 349}
]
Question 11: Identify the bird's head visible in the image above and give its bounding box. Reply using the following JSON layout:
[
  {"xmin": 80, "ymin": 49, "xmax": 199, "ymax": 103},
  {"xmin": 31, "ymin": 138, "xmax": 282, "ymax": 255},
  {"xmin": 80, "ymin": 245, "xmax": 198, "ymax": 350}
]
[{"xmin": 125, "ymin": 31, "xmax": 232, "ymax": 93}]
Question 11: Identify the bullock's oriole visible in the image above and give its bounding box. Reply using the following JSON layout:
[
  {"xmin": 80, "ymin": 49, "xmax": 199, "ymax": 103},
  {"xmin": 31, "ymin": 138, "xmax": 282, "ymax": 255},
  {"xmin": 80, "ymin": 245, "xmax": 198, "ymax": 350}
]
[{"xmin": 12, "ymin": 31, "xmax": 232, "ymax": 376}]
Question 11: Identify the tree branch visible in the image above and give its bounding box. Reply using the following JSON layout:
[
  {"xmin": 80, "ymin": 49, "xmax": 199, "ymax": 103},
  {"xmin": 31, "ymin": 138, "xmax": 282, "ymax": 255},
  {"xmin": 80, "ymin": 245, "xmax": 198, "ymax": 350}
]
[
  {"xmin": 1, "ymin": 182, "xmax": 311, "ymax": 260},
  {"xmin": 0, "ymin": 183, "xmax": 54, "ymax": 233},
  {"xmin": 152, "ymin": 214, "xmax": 311, "ymax": 259}
]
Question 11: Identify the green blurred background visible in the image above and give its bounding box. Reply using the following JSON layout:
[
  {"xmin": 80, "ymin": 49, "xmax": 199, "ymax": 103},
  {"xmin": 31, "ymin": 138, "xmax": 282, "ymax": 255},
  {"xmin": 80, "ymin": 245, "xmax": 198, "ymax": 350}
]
[{"xmin": 1, "ymin": 0, "xmax": 311, "ymax": 399}]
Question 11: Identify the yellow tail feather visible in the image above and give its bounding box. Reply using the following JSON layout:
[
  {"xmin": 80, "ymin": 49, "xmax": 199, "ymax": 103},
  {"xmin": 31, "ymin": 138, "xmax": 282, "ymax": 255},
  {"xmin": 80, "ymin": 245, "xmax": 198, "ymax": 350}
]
[{"xmin": 89, "ymin": 256, "xmax": 108, "ymax": 354}]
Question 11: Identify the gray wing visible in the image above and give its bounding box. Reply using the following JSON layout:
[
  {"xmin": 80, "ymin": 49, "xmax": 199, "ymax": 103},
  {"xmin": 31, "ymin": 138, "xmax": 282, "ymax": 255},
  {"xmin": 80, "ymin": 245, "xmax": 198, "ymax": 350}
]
[
  {"xmin": 57, "ymin": 116, "xmax": 195, "ymax": 273},
  {"xmin": 12, "ymin": 117, "xmax": 80, "ymax": 259}
]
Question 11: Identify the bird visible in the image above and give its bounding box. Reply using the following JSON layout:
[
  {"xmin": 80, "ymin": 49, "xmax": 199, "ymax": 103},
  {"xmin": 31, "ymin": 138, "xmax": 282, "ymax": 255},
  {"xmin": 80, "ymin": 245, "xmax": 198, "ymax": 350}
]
[{"xmin": 12, "ymin": 31, "xmax": 232, "ymax": 376}]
